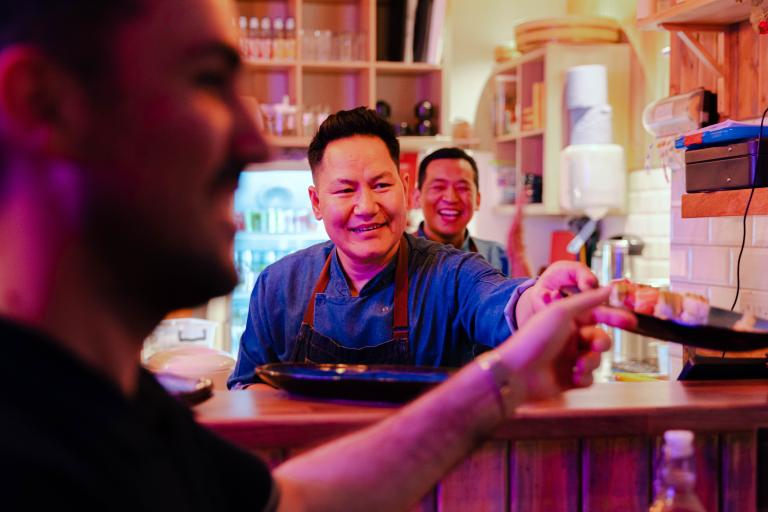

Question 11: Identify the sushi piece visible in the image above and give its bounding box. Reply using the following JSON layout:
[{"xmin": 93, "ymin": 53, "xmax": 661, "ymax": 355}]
[
  {"xmin": 679, "ymin": 293, "xmax": 710, "ymax": 325},
  {"xmin": 609, "ymin": 279, "xmax": 636, "ymax": 309},
  {"xmin": 733, "ymin": 311, "xmax": 758, "ymax": 332},
  {"xmin": 633, "ymin": 285, "xmax": 659, "ymax": 315},
  {"xmin": 653, "ymin": 290, "xmax": 683, "ymax": 321}
]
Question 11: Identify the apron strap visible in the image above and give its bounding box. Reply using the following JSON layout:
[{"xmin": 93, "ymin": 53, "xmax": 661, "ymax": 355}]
[
  {"xmin": 392, "ymin": 236, "xmax": 409, "ymax": 342},
  {"xmin": 301, "ymin": 239, "xmax": 410, "ymax": 341},
  {"xmin": 302, "ymin": 251, "xmax": 334, "ymax": 326}
]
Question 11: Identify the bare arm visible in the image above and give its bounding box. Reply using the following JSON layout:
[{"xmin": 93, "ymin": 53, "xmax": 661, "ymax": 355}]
[{"xmin": 272, "ymin": 288, "xmax": 635, "ymax": 512}]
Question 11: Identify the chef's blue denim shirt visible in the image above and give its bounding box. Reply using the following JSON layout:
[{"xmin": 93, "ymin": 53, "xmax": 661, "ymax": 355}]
[{"xmin": 228, "ymin": 234, "xmax": 530, "ymax": 389}]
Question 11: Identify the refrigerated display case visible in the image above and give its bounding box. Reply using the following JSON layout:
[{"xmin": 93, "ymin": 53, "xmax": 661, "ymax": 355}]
[{"xmin": 227, "ymin": 163, "xmax": 327, "ymax": 355}]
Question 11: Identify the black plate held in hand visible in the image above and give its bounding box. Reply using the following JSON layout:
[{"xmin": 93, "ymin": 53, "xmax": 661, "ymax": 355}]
[
  {"xmin": 559, "ymin": 285, "xmax": 768, "ymax": 353},
  {"xmin": 255, "ymin": 363, "xmax": 455, "ymax": 402},
  {"xmin": 631, "ymin": 311, "xmax": 768, "ymax": 353}
]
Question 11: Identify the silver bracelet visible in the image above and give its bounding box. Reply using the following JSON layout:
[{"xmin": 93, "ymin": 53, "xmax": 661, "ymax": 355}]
[{"xmin": 475, "ymin": 350, "xmax": 518, "ymax": 419}]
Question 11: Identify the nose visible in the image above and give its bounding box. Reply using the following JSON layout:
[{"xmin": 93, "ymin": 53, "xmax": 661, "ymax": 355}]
[
  {"xmin": 232, "ymin": 95, "xmax": 272, "ymax": 165},
  {"xmin": 442, "ymin": 185, "xmax": 459, "ymax": 202},
  {"xmin": 354, "ymin": 187, "xmax": 379, "ymax": 217}
]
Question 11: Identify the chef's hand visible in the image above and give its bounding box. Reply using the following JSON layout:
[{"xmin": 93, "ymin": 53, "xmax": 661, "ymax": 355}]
[
  {"xmin": 514, "ymin": 261, "xmax": 598, "ymax": 328},
  {"xmin": 498, "ymin": 287, "xmax": 635, "ymax": 403}
]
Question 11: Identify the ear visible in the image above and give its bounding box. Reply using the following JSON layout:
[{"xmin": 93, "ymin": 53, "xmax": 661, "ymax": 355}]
[
  {"xmin": 308, "ymin": 185, "xmax": 322, "ymax": 220},
  {"xmin": 475, "ymin": 190, "xmax": 482, "ymax": 210},
  {"xmin": 413, "ymin": 185, "xmax": 422, "ymax": 209},
  {"xmin": 0, "ymin": 46, "xmax": 87, "ymax": 158}
]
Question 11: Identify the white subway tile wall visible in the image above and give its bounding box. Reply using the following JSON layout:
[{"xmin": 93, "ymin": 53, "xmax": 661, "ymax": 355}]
[
  {"xmin": 625, "ymin": 168, "xmax": 671, "ymax": 283},
  {"xmin": 669, "ymin": 164, "xmax": 768, "ymax": 376}
]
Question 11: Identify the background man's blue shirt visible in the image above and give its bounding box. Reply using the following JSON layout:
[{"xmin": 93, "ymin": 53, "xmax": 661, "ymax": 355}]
[
  {"xmin": 229, "ymin": 234, "xmax": 525, "ymax": 388},
  {"xmin": 415, "ymin": 222, "xmax": 509, "ymax": 276}
]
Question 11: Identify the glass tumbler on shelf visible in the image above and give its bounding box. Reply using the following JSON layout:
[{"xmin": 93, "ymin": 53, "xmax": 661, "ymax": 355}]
[
  {"xmin": 317, "ymin": 30, "xmax": 332, "ymax": 61},
  {"xmin": 337, "ymin": 32, "xmax": 353, "ymax": 61},
  {"xmin": 354, "ymin": 33, "xmax": 367, "ymax": 61}
]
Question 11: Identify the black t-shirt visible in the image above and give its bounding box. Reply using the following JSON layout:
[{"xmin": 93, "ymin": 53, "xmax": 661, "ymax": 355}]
[{"xmin": 0, "ymin": 317, "xmax": 277, "ymax": 510}]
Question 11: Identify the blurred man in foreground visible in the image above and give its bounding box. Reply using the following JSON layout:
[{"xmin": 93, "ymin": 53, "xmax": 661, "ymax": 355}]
[{"xmin": 0, "ymin": 0, "xmax": 634, "ymax": 509}]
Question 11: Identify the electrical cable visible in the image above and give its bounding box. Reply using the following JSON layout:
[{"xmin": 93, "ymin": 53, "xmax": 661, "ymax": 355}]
[
  {"xmin": 724, "ymin": 107, "xmax": 768, "ymax": 359},
  {"xmin": 731, "ymin": 106, "xmax": 768, "ymax": 312}
]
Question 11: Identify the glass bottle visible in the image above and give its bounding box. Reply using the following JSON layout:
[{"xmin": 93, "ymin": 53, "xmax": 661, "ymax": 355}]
[
  {"xmin": 272, "ymin": 17, "xmax": 285, "ymax": 60},
  {"xmin": 238, "ymin": 16, "xmax": 248, "ymax": 58},
  {"xmin": 649, "ymin": 430, "xmax": 706, "ymax": 512},
  {"xmin": 259, "ymin": 17, "xmax": 272, "ymax": 61},
  {"xmin": 247, "ymin": 17, "xmax": 259, "ymax": 62},
  {"xmin": 284, "ymin": 17, "xmax": 297, "ymax": 60}
]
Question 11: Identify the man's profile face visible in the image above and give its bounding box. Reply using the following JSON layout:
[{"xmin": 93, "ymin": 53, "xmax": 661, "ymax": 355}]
[
  {"xmin": 309, "ymin": 136, "xmax": 407, "ymax": 271},
  {"xmin": 416, "ymin": 158, "xmax": 480, "ymax": 242},
  {"xmin": 74, "ymin": 0, "xmax": 268, "ymax": 307}
]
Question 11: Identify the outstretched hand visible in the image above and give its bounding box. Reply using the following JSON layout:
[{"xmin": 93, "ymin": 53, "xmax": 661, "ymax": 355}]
[
  {"xmin": 497, "ymin": 287, "xmax": 636, "ymax": 403},
  {"xmin": 515, "ymin": 261, "xmax": 598, "ymax": 328}
]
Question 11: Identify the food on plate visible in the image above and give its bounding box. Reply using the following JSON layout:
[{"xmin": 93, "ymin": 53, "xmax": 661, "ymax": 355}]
[
  {"xmin": 634, "ymin": 285, "xmax": 659, "ymax": 315},
  {"xmin": 607, "ymin": 280, "xmax": 710, "ymax": 326},
  {"xmin": 733, "ymin": 311, "xmax": 758, "ymax": 332},
  {"xmin": 608, "ymin": 279, "xmax": 635, "ymax": 309},
  {"xmin": 679, "ymin": 293, "xmax": 710, "ymax": 325},
  {"xmin": 653, "ymin": 290, "xmax": 683, "ymax": 321}
]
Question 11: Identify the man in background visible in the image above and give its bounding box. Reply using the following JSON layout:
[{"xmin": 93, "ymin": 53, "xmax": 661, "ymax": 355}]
[
  {"xmin": 0, "ymin": 0, "xmax": 632, "ymax": 509},
  {"xmin": 415, "ymin": 147, "xmax": 509, "ymax": 274}
]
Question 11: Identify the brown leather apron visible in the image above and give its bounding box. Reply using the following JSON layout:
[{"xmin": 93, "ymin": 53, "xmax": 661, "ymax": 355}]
[{"xmin": 288, "ymin": 237, "xmax": 410, "ymax": 364}]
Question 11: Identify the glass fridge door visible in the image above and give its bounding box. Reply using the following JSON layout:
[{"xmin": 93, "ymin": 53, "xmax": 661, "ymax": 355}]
[{"xmin": 228, "ymin": 166, "xmax": 328, "ymax": 355}]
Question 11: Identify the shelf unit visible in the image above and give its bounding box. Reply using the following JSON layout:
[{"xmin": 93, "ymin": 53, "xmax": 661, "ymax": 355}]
[
  {"xmin": 236, "ymin": 0, "xmax": 446, "ymax": 138},
  {"xmin": 490, "ymin": 43, "xmax": 631, "ymax": 216},
  {"xmin": 637, "ymin": 0, "xmax": 752, "ymax": 30},
  {"xmin": 681, "ymin": 189, "xmax": 768, "ymax": 218}
]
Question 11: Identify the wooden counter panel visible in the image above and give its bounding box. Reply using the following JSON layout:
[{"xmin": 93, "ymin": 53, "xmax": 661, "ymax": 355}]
[
  {"xmin": 196, "ymin": 381, "xmax": 768, "ymax": 511},
  {"xmin": 581, "ymin": 437, "xmax": 651, "ymax": 511},
  {"xmin": 437, "ymin": 441, "xmax": 508, "ymax": 512},
  {"xmin": 681, "ymin": 189, "xmax": 768, "ymax": 218},
  {"xmin": 722, "ymin": 431, "xmax": 757, "ymax": 512},
  {"xmin": 509, "ymin": 439, "xmax": 579, "ymax": 512}
]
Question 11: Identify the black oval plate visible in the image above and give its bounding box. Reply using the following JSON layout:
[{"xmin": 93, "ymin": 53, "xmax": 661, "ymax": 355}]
[
  {"xmin": 632, "ymin": 310, "xmax": 768, "ymax": 353},
  {"xmin": 255, "ymin": 363, "xmax": 455, "ymax": 402}
]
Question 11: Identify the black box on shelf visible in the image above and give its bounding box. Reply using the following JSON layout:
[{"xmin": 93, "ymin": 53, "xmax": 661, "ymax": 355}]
[{"xmin": 685, "ymin": 138, "xmax": 768, "ymax": 193}]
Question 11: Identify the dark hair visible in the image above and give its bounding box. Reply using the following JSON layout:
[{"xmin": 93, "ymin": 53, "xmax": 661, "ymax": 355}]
[
  {"xmin": 417, "ymin": 147, "xmax": 479, "ymax": 190},
  {"xmin": 0, "ymin": 1, "xmax": 144, "ymax": 90},
  {"xmin": 308, "ymin": 107, "xmax": 400, "ymax": 174}
]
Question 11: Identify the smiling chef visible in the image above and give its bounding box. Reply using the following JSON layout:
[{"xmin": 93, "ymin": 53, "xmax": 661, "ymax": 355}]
[
  {"xmin": 414, "ymin": 147, "xmax": 509, "ymax": 276},
  {"xmin": 228, "ymin": 107, "xmax": 598, "ymax": 389}
]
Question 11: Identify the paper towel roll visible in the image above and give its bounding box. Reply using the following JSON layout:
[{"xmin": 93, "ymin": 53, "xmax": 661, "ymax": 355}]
[
  {"xmin": 566, "ymin": 64, "xmax": 608, "ymax": 109},
  {"xmin": 569, "ymin": 104, "xmax": 613, "ymax": 145}
]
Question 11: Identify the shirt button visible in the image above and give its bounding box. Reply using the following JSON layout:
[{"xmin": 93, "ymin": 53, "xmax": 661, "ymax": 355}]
[{"xmin": 382, "ymin": 306, "xmax": 390, "ymax": 313}]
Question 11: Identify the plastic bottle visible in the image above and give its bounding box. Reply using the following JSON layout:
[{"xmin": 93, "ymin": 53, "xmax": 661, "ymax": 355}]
[
  {"xmin": 649, "ymin": 430, "xmax": 706, "ymax": 512},
  {"xmin": 272, "ymin": 17, "xmax": 285, "ymax": 60},
  {"xmin": 247, "ymin": 17, "xmax": 259, "ymax": 62},
  {"xmin": 259, "ymin": 17, "xmax": 272, "ymax": 61},
  {"xmin": 284, "ymin": 17, "xmax": 297, "ymax": 60}
]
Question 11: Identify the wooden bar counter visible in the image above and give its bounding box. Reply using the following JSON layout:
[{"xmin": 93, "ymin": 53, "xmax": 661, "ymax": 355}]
[{"xmin": 195, "ymin": 381, "xmax": 768, "ymax": 511}]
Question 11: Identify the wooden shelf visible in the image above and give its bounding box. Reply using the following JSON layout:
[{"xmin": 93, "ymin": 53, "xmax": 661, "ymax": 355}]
[
  {"xmin": 520, "ymin": 128, "xmax": 545, "ymax": 138},
  {"xmin": 302, "ymin": 61, "xmax": 370, "ymax": 72},
  {"xmin": 263, "ymin": 135, "xmax": 463, "ymax": 152},
  {"xmin": 637, "ymin": 0, "xmax": 752, "ymax": 30},
  {"xmin": 681, "ymin": 188, "xmax": 768, "ymax": 218},
  {"xmin": 245, "ymin": 60, "xmax": 297, "ymax": 72},
  {"xmin": 495, "ymin": 133, "xmax": 519, "ymax": 143},
  {"xmin": 375, "ymin": 61, "xmax": 442, "ymax": 74}
]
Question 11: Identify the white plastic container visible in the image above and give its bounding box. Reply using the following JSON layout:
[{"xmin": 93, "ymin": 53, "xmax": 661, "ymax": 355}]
[{"xmin": 559, "ymin": 144, "xmax": 626, "ymax": 215}]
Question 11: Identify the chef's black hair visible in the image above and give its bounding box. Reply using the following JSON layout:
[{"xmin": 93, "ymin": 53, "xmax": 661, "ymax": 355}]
[
  {"xmin": 417, "ymin": 147, "xmax": 479, "ymax": 190},
  {"xmin": 308, "ymin": 107, "xmax": 400, "ymax": 176}
]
